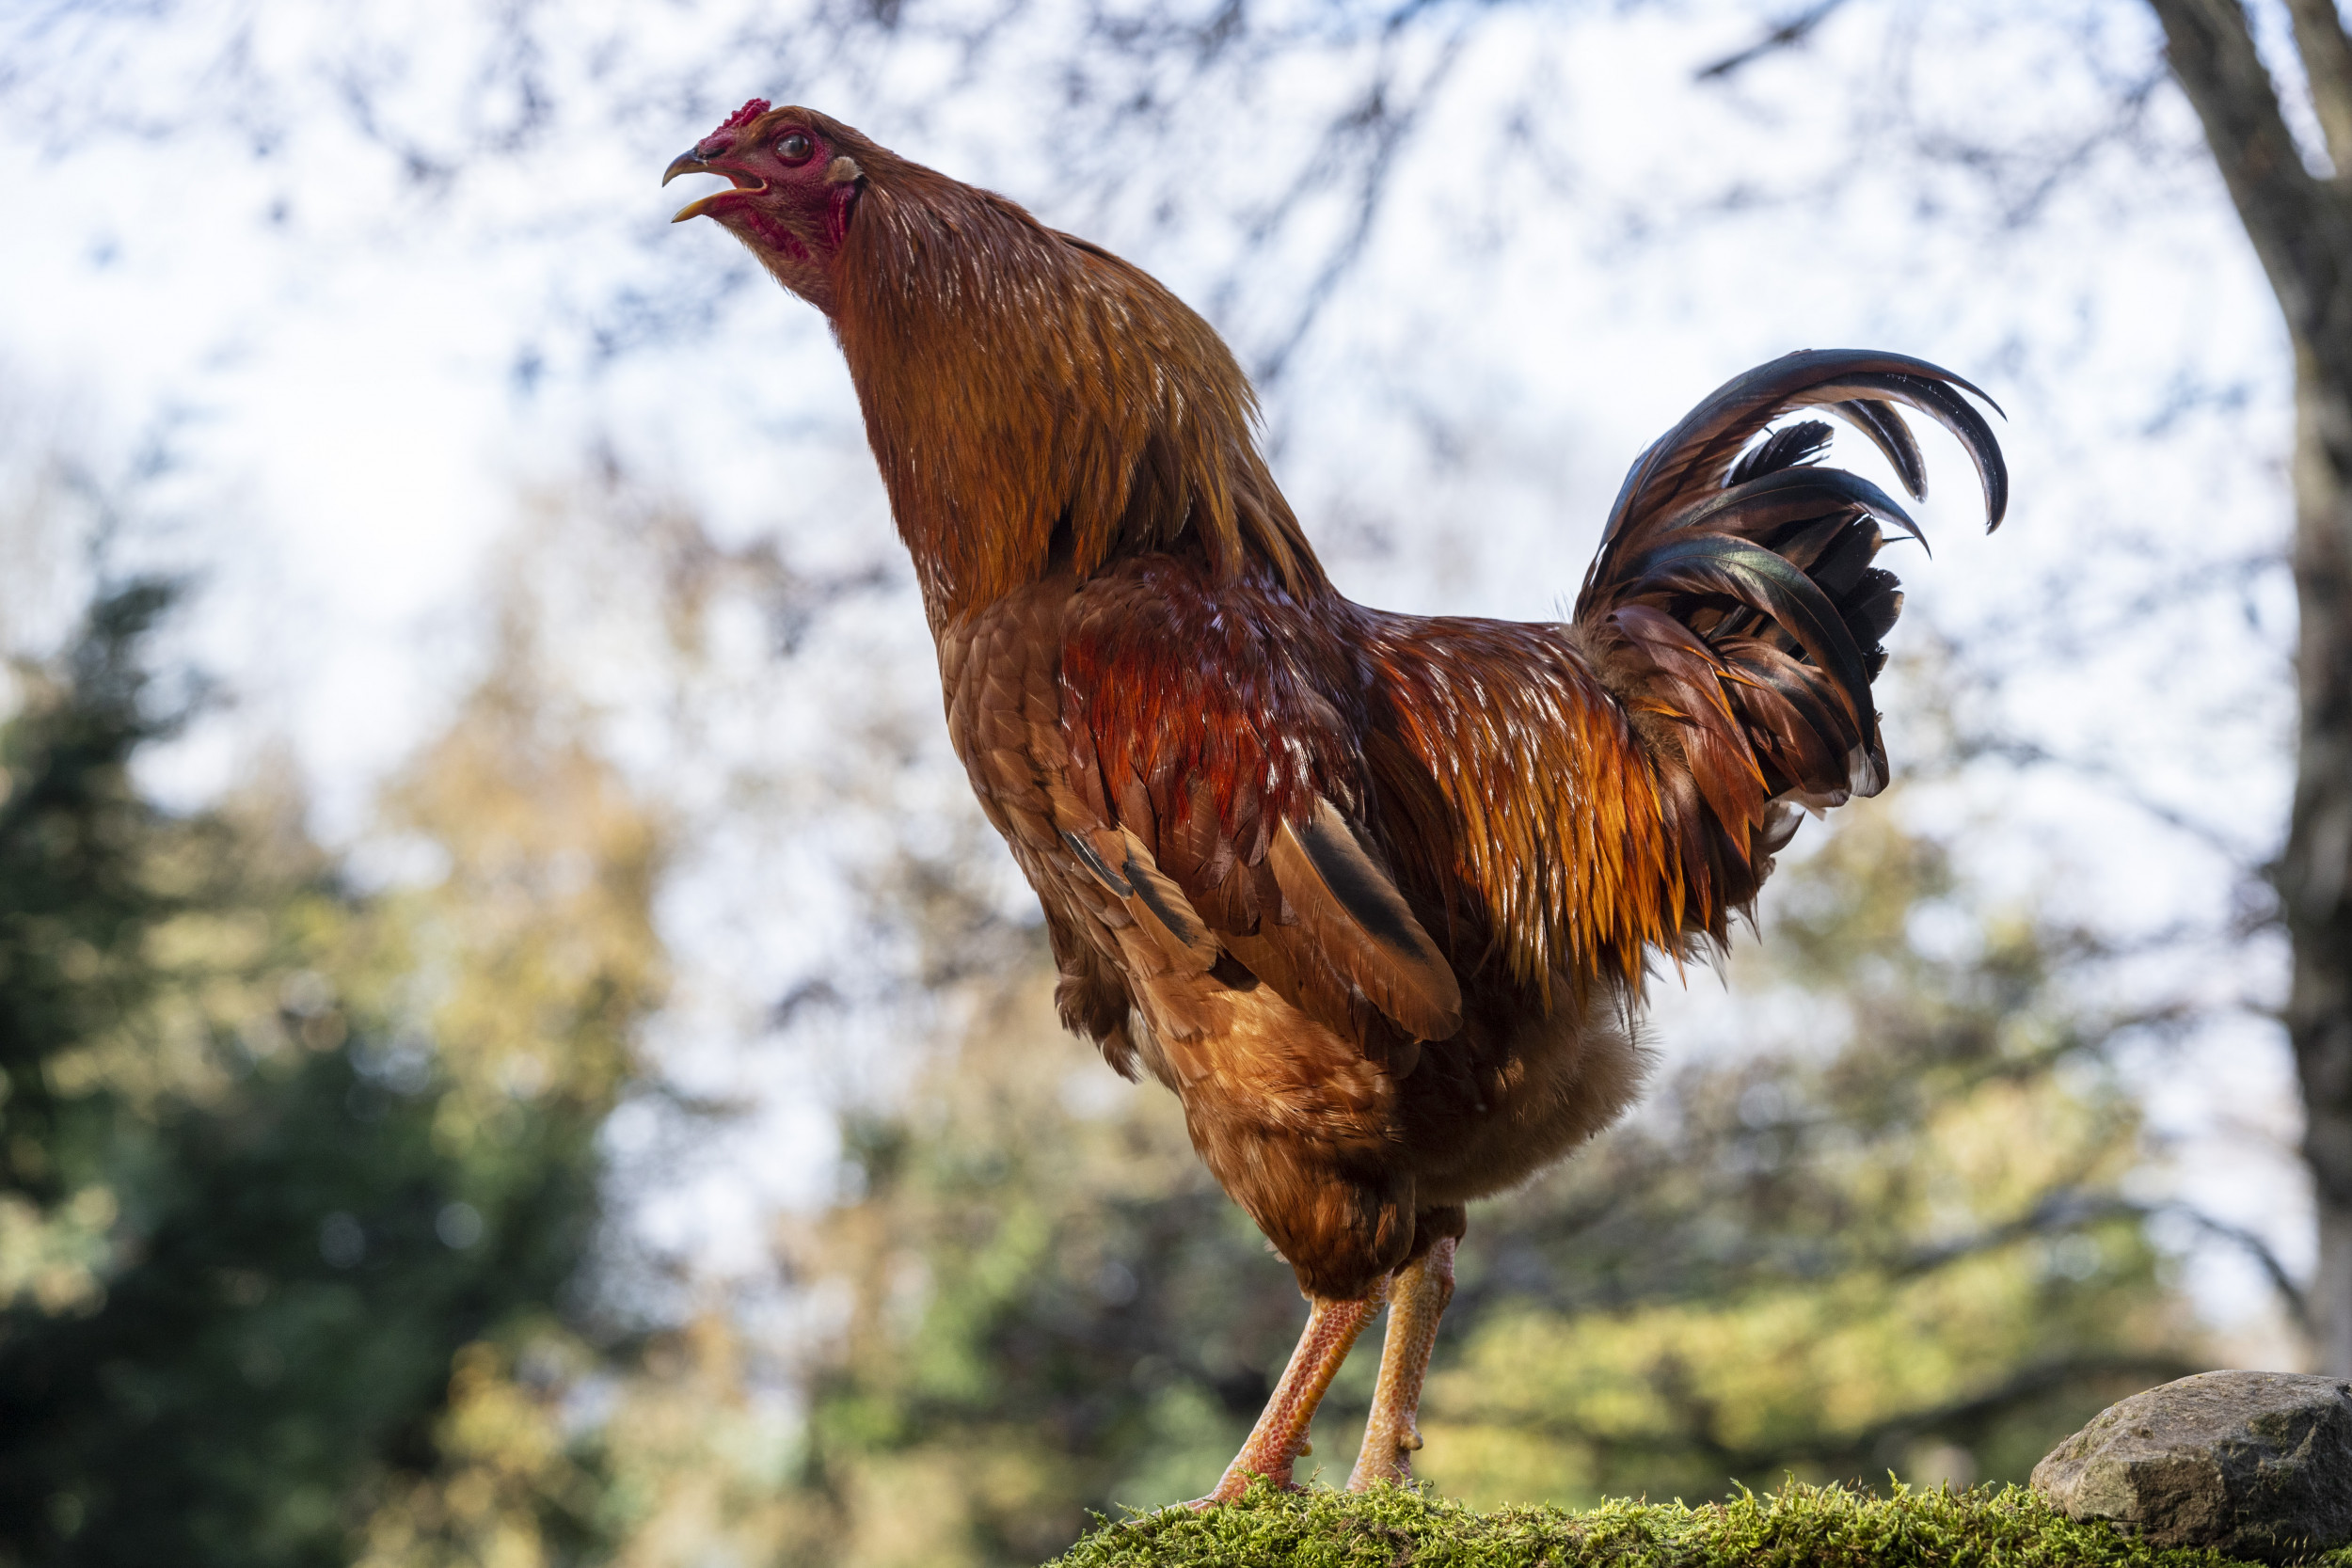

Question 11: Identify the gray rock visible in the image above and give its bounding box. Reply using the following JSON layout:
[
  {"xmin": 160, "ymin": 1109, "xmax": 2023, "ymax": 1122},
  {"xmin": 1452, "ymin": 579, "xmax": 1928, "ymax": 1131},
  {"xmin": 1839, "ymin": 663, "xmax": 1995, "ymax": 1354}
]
[{"xmin": 2031, "ymin": 1370, "xmax": 2352, "ymax": 1563}]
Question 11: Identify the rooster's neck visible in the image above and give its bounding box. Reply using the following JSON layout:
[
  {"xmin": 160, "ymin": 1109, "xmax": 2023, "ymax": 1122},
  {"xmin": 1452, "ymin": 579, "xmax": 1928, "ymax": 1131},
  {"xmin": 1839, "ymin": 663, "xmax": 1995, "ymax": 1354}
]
[{"xmin": 830, "ymin": 174, "xmax": 1329, "ymax": 628}]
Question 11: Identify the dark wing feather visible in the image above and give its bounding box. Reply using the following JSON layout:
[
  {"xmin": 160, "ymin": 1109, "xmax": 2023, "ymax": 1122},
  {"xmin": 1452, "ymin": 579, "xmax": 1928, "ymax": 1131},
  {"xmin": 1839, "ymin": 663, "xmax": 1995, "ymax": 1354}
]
[
  {"xmin": 1267, "ymin": 799, "xmax": 1462, "ymax": 1042},
  {"xmin": 1057, "ymin": 569, "xmax": 1465, "ymax": 1053}
]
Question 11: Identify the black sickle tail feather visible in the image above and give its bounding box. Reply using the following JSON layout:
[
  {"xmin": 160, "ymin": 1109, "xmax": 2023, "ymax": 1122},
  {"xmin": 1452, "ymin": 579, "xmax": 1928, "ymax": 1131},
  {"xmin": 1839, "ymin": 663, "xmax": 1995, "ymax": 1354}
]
[{"xmin": 1576, "ymin": 348, "xmax": 2007, "ymax": 941}]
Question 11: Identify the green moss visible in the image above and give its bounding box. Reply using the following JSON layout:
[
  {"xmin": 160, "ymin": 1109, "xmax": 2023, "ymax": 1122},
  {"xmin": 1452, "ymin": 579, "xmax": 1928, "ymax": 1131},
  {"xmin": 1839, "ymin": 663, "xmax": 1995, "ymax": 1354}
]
[{"xmin": 1051, "ymin": 1479, "xmax": 2352, "ymax": 1568}]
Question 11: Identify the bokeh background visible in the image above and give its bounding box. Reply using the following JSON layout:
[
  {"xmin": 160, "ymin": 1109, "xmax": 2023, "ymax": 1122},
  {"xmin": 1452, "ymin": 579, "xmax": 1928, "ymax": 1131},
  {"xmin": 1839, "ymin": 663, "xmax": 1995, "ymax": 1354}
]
[{"xmin": 0, "ymin": 2, "xmax": 2322, "ymax": 1563}]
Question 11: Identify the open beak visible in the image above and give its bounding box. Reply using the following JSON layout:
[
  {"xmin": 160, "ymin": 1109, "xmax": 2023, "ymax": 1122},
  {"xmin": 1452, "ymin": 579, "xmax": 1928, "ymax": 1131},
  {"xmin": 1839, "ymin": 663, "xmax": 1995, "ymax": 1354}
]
[{"xmin": 663, "ymin": 149, "xmax": 762, "ymax": 223}]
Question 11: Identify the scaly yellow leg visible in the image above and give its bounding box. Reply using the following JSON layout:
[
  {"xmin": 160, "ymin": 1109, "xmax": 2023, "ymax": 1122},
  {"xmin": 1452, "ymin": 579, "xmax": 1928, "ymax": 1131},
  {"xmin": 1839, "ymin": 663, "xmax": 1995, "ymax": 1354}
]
[
  {"xmin": 1193, "ymin": 1283, "xmax": 1389, "ymax": 1506},
  {"xmin": 1345, "ymin": 1236, "xmax": 1456, "ymax": 1491}
]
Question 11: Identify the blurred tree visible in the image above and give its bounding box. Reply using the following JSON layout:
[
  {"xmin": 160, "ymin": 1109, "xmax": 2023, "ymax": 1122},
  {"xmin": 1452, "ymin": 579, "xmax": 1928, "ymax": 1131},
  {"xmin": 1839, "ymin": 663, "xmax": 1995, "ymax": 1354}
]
[
  {"xmin": 763, "ymin": 753, "xmax": 2203, "ymax": 1563},
  {"xmin": 0, "ymin": 573, "xmax": 666, "ymax": 1567},
  {"xmin": 342, "ymin": 489, "xmax": 834, "ymax": 1568},
  {"xmin": 2135, "ymin": 0, "xmax": 2352, "ymax": 1382},
  {"xmin": 1682, "ymin": 0, "xmax": 2352, "ymax": 1390},
  {"xmin": 1422, "ymin": 799, "xmax": 2198, "ymax": 1505},
  {"xmin": 329, "ymin": 597, "xmax": 677, "ymax": 1567},
  {"xmin": 771, "ymin": 847, "xmax": 1308, "ymax": 1568}
]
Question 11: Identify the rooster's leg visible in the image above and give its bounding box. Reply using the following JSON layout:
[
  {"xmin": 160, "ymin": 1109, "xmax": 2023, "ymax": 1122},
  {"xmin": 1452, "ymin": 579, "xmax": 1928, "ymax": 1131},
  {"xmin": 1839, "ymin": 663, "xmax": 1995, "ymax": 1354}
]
[
  {"xmin": 1344, "ymin": 1235, "xmax": 1456, "ymax": 1491},
  {"xmin": 1193, "ymin": 1283, "xmax": 1389, "ymax": 1507}
]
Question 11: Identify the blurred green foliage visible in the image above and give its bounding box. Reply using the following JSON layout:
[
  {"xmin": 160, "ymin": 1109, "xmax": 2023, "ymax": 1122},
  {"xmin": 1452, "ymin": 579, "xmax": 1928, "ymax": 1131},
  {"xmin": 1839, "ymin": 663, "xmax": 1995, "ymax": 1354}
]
[
  {"xmin": 1425, "ymin": 806, "xmax": 2193, "ymax": 1506},
  {"xmin": 0, "ymin": 580, "xmax": 657, "ymax": 1567}
]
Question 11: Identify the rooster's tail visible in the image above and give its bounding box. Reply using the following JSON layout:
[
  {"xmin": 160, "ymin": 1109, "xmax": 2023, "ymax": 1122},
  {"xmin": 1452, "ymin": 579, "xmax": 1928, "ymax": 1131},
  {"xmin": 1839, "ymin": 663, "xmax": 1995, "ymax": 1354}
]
[{"xmin": 1574, "ymin": 348, "xmax": 2007, "ymax": 939}]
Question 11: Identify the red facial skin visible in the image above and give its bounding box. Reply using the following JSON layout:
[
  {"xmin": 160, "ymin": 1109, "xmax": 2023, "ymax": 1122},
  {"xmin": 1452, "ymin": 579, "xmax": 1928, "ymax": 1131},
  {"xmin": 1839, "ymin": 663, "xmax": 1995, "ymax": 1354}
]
[{"xmin": 664, "ymin": 102, "xmax": 863, "ymax": 314}]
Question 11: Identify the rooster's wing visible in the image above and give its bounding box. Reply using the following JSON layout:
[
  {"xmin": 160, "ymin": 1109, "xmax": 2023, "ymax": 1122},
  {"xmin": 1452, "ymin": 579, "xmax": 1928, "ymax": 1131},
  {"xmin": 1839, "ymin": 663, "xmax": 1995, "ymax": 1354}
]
[{"xmin": 943, "ymin": 564, "xmax": 1462, "ymax": 1082}]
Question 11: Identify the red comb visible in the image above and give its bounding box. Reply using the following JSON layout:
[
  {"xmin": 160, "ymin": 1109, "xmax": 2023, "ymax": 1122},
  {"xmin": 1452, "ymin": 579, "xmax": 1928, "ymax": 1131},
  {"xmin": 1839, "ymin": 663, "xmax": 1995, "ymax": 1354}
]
[{"xmin": 718, "ymin": 98, "xmax": 771, "ymax": 133}]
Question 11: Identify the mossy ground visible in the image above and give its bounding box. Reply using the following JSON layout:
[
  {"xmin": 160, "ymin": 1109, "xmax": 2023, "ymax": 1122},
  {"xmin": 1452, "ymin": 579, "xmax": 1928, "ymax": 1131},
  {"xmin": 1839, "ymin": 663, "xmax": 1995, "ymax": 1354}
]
[{"xmin": 1051, "ymin": 1480, "xmax": 2352, "ymax": 1567}]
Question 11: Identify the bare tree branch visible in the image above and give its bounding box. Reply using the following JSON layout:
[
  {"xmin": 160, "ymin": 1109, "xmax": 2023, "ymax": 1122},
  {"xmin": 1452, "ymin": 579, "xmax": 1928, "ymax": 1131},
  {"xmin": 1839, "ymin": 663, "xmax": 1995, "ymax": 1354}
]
[
  {"xmin": 2287, "ymin": 0, "xmax": 2352, "ymax": 179},
  {"xmin": 1961, "ymin": 734, "xmax": 2262, "ymax": 863},
  {"xmin": 1693, "ymin": 0, "xmax": 1856, "ymax": 83},
  {"xmin": 2148, "ymin": 0, "xmax": 2337, "ymax": 330},
  {"xmin": 1506, "ymin": 1352, "xmax": 2199, "ymax": 1476},
  {"xmin": 1219, "ymin": 20, "xmax": 1472, "ymax": 391},
  {"xmin": 2165, "ymin": 1201, "xmax": 2315, "ymax": 1327}
]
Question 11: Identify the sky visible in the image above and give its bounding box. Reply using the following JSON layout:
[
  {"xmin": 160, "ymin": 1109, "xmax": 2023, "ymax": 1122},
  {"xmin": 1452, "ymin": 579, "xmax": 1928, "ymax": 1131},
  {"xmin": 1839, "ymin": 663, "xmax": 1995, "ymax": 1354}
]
[{"xmin": 0, "ymin": 0, "xmax": 2315, "ymax": 1345}]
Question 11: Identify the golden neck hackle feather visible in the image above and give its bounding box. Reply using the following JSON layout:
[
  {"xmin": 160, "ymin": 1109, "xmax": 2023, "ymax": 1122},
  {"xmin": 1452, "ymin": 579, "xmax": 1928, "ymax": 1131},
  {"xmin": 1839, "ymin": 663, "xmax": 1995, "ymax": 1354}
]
[{"xmin": 818, "ymin": 123, "xmax": 1327, "ymax": 627}]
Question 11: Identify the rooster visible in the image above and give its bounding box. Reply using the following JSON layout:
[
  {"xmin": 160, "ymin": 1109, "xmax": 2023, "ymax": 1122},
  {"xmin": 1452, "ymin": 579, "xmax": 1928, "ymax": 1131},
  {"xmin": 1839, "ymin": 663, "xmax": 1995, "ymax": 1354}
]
[{"xmin": 667, "ymin": 102, "xmax": 2006, "ymax": 1504}]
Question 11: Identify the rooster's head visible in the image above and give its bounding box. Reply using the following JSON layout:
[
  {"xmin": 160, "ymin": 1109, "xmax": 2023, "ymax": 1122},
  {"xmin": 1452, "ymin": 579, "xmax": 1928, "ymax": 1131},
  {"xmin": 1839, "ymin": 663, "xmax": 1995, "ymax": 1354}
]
[{"xmin": 665, "ymin": 101, "xmax": 868, "ymax": 313}]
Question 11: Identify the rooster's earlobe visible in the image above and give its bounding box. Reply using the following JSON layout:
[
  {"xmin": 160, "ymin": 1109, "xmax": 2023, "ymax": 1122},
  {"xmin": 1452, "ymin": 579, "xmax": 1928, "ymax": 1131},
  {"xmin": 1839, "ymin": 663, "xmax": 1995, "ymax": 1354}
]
[{"xmin": 825, "ymin": 156, "xmax": 864, "ymax": 184}]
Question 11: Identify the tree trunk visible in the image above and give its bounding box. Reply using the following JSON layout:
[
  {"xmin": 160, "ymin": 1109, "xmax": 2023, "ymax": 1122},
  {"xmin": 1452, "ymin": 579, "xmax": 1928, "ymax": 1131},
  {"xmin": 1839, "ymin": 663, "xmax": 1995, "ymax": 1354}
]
[
  {"xmin": 2291, "ymin": 359, "xmax": 2352, "ymax": 1376},
  {"xmin": 2148, "ymin": 0, "xmax": 2352, "ymax": 1373}
]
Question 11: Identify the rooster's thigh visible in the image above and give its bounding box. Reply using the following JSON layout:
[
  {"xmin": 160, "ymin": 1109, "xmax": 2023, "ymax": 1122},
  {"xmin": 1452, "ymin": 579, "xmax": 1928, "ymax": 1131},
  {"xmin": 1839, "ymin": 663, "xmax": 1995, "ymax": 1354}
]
[
  {"xmin": 1407, "ymin": 985, "xmax": 1650, "ymax": 1207},
  {"xmin": 1131, "ymin": 976, "xmax": 1430, "ymax": 1299}
]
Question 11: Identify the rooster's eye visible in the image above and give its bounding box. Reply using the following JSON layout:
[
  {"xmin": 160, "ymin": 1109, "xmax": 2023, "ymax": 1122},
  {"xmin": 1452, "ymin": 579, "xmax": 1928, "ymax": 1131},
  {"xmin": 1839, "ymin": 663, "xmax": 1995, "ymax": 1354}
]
[{"xmin": 777, "ymin": 132, "xmax": 814, "ymax": 164}]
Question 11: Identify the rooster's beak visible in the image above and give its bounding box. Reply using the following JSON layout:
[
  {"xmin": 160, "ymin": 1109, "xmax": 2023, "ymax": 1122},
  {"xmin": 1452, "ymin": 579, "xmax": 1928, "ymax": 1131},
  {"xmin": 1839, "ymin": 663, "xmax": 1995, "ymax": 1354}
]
[{"xmin": 664, "ymin": 149, "xmax": 737, "ymax": 223}]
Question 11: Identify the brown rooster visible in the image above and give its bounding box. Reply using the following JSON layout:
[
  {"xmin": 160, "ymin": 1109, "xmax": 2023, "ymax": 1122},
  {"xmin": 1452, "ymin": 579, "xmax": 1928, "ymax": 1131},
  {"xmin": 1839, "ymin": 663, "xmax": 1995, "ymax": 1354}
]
[{"xmin": 666, "ymin": 102, "xmax": 2006, "ymax": 1503}]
